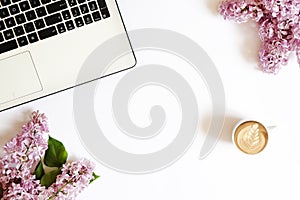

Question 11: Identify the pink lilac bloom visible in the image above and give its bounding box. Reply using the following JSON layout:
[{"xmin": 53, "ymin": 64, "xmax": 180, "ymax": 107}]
[
  {"xmin": 0, "ymin": 111, "xmax": 96, "ymax": 200},
  {"xmin": 219, "ymin": 0, "xmax": 300, "ymax": 73},
  {"xmin": 38, "ymin": 159, "xmax": 95, "ymax": 200},
  {"xmin": 0, "ymin": 111, "xmax": 49, "ymax": 199}
]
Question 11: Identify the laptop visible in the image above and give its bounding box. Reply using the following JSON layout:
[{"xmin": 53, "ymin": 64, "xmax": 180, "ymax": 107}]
[{"xmin": 0, "ymin": 0, "xmax": 136, "ymax": 111}]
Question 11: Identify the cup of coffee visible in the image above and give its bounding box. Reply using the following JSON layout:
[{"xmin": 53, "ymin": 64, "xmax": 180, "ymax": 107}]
[{"xmin": 232, "ymin": 120, "xmax": 269, "ymax": 154}]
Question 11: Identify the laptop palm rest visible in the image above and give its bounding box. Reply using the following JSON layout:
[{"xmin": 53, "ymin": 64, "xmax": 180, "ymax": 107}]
[{"xmin": 0, "ymin": 51, "xmax": 42, "ymax": 105}]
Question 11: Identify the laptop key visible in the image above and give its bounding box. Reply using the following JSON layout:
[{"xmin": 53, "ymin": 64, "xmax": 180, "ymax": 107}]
[
  {"xmin": 19, "ymin": 1, "xmax": 30, "ymax": 11},
  {"xmin": 77, "ymin": 0, "xmax": 85, "ymax": 4},
  {"xmin": 38, "ymin": 26, "xmax": 57, "ymax": 40},
  {"xmin": 1, "ymin": 0, "xmax": 11, "ymax": 7},
  {"xmin": 65, "ymin": 20, "xmax": 74, "ymax": 30},
  {"xmin": 24, "ymin": 22, "xmax": 35, "ymax": 33},
  {"xmin": 28, "ymin": 32, "xmax": 38, "ymax": 43},
  {"xmin": 80, "ymin": 4, "xmax": 88, "ymax": 14},
  {"xmin": 29, "ymin": 0, "xmax": 40, "ymax": 8},
  {"xmin": 83, "ymin": 14, "xmax": 92, "ymax": 24},
  {"xmin": 34, "ymin": 19, "xmax": 45, "ymax": 29},
  {"xmin": 0, "ymin": 8, "xmax": 10, "ymax": 19},
  {"xmin": 0, "ymin": 21, "xmax": 5, "ymax": 31},
  {"xmin": 74, "ymin": 17, "xmax": 83, "ymax": 27},
  {"xmin": 13, "ymin": 26, "xmax": 25, "ymax": 36},
  {"xmin": 16, "ymin": 13, "xmax": 26, "ymax": 24},
  {"xmin": 96, "ymin": 0, "xmax": 107, "ymax": 9},
  {"xmin": 101, "ymin": 7, "xmax": 110, "ymax": 18},
  {"xmin": 17, "ymin": 36, "xmax": 28, "ymax": 46},
  {"xmin": 25, "ymin": 10, "xmax": 37, "ymax": 21},
  {"xmin": 62, "ymin": 10, "xmax": 71, "ymax": 20},
  {"xmin": 3, "ymin": 29, "xmax": 14, "ymax": 40},
  {"xmin": 68, "ymin": 0, "xmax": 77, "ymax": 7},
  {"xmin": 57, "ymin": 23, "xmax": 66, "ymax": 33},
  {"xmin": 88, "ymin": 1, "xmax": 97, "ymax": 11},
  {"xmin": 0, "ymin": 39, "xmax": 18, "ymax": 54},
  {"xmin": 45, "ymin": 13, "xmax": 62, "ymax": 26},
  {"xmin": 9, "ymin": 4, "xmax": 20, "ymax": 15},
  {"xmin": 92, "ymin": 11, "xmax": 101, "ymax": 21},
  {"xmin": 71, "ymin": 7, "xmax": 80, "ymax": 17},
  {"xmin": 5, "ymin": 17, "xmax": 16, "ymax": 28},
  {"xmin": 36, "ymin": 7, "xmax": 47, "ymax": 17},
  {"xmin": 41, "ymin": 0, "xmax": 50, "ymax": 4},
  {"xmin": 46, "ymin": 0, "xmax": 67, "ymax": 14}
]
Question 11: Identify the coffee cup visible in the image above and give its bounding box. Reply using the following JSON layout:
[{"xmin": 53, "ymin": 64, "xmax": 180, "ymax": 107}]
[{"xmin": 232, "ymin": 120, "xmax": 272, "ymax": 155}]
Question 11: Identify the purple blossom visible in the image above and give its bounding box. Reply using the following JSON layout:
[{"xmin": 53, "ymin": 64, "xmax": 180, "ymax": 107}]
[
  {"xmin": 0, "ymin": 111, "xmax": 97, "ymax": 200},
  {"xmin": 0, "ymin": 111, "xmax": 49, "ymax": 199},
  {"xmin": 219, "ymin": 0, "xmax": 300, "ymax": 73},
  {"xmin": 39, "ymin": 159, "xmax": 95, "ymax": 200}
]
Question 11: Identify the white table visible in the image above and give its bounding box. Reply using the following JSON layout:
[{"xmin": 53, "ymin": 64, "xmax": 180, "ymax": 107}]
[{"xmin": 1, "ymin": 0, "xmax": 300, "ymax": 199}]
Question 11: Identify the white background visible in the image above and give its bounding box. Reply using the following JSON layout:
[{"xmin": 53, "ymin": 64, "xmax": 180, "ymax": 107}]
[{"xmin": 1, "ymin": 0, "xmax": 300, "ymax": 199}]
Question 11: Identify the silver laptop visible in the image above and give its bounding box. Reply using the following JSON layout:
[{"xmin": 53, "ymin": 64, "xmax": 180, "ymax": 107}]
[{"xmin": 0, "ymin": 0, "xmax": 136, "ymax": 111}]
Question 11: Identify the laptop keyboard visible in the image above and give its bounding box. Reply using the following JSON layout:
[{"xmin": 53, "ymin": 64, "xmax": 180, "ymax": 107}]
[{"xmin": 0, "ymin": 0, "xmax": 110, "ymax": 54}]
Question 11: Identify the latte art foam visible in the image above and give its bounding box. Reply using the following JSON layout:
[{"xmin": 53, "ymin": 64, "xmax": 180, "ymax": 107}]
[{"xmin": 234, "ymin": 121, "xmax": 268, "ymax": 154}]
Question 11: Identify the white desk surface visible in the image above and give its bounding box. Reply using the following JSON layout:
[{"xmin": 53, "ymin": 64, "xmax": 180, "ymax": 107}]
[{"xmin": 1, "ymin": 0, "xmax": 300, "ymax": 199}]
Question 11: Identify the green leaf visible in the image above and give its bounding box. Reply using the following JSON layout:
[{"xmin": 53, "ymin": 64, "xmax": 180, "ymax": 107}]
[
  {"xmin": 90, "ymin": 172, "xmax": 100, "ymax": 184},
  {"xmin": 44, "ymin": 136, "xmax": 68, "ymax": 167},
  {"xmin": 34, "ymin": 160, "xmax": 45, "ymax": 180},
  {"xmin": 41, "ymin": 169, "xmax": 61, "ymax": 188}
]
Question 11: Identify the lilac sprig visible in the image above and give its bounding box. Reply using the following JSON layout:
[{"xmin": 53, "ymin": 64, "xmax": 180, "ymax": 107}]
[
  {"xmin": 39, "ymin": 159, "xmax": 95, "ymax": 200},
  {"xmin": 219, "ymin": 0, "xmax": 300, "ymax": 73},
  {"xmin": 0, "ymin": 111, "xmax": 98, "ymax": 200},
  {"xmin": 0, "ymin": 111, "xmax": 48, "ymax": 199}
]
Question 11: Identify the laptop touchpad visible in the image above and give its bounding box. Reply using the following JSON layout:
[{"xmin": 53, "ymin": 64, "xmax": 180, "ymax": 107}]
[{"xmin": 0, "ymin": 52, "xmax": 42, "ymax": 105}]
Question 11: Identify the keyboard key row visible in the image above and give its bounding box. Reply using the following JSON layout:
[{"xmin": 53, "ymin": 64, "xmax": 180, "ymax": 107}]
[
  {"xmin": 1, "ymin": 10, "xmax": 101, "ymax": 36},
  {"xmin": 1, "ymin": 1, "xmax": 65, "ymax": 19},
  {"xmin": 1, "ymin": 0, "xmax": 41, "ymax": 8},
  {"xmin": 0, "ymin": 11, "xmax": 102, "ymax": 43},
  {"xmin": 0, "ymin": 0, "xmax": 106, "ymax": 20}
]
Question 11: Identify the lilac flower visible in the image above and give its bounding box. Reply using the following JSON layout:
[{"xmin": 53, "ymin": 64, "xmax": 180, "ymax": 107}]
[
  {"xmin": 219, "ymin": 0, "xmax": 264, "ymax": 23},
  {"xmin": 39, "ymin": 159, "xmax": 95, "ymax": 200},
  {"xmin": 1, "ymin": 174, "xmax": 44, "ymax": 200},
  {"xmin": 0, "ymin": 111, "xmax": 97, "ymax": 200},
  {"xmin": 219, "ymin": 0, "xmax": 300, "ymax": 73},
  {"xmin": 0, "ymin": 111, "xmax": 49, "ymax": 199}
]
